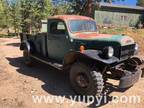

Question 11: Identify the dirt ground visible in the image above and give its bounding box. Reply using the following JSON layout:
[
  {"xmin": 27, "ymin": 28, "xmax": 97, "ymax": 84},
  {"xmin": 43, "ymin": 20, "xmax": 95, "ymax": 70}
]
[{"xmin": 0, "ymin": 38, "xmax": 144, "ymax": 108}]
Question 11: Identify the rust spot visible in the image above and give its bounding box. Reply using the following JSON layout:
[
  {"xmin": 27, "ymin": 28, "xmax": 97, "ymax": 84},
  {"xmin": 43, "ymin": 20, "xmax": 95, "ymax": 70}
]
[
  {"xmin": 74, "ymin": 32, "xmax": 113, "ymax": 39},
  {"xmin": 48, "ymin": 15, "xmax": 94, "ymax": 22}
]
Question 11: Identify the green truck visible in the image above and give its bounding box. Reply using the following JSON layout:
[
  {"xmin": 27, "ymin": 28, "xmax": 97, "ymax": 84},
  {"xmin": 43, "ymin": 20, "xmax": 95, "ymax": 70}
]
[{"xmin": 20, "ymin": 15, "xmax": 144, "ymax": 96}]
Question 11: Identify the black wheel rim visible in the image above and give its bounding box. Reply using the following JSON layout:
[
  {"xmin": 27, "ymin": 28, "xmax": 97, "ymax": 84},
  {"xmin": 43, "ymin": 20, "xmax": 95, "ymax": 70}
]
[{"xmin": 76, "ymin": 73, "xmax": 89, "ymax": 88}]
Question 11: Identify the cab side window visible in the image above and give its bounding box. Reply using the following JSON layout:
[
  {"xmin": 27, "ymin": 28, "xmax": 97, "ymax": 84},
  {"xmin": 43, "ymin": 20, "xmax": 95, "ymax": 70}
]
[{"xmin": 50, "ymin": 21, "xmax": 66, "ymax": 35}]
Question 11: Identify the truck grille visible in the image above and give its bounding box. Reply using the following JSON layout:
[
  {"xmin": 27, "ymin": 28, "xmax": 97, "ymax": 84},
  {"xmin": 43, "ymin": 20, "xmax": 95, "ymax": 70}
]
[{"xmin": 120, "ymin": 44, "xmax": 135, "ymax": 59}]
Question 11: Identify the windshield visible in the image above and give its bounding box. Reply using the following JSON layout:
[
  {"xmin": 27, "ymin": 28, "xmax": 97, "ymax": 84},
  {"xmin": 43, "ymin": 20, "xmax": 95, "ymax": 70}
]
[{"xmin": 69, "ymin": 20, "xmax": 97, "ymax": 33}]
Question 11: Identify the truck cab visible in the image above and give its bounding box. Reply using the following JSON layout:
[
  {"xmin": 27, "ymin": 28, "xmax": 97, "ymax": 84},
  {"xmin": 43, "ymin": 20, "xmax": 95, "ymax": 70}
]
[{"xmin": 20, "ymin": 15, "xmax": 144, "ymax": 96}]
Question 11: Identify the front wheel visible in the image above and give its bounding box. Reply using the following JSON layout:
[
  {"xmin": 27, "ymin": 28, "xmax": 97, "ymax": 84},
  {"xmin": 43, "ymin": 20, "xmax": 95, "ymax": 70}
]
[{"xmin": 70, "ymin": 62, "xmax": 104, "ymax": 96}]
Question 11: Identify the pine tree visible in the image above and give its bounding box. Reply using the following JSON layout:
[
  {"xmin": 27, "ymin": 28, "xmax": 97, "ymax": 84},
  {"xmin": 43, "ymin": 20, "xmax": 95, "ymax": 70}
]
[
  {"xmin": 20, "ymin": 0, "xmax": 53, "ymax": 33},
  {"xmin": 137, "ymin": 0, "xmax": 144, "ymax": 6}
]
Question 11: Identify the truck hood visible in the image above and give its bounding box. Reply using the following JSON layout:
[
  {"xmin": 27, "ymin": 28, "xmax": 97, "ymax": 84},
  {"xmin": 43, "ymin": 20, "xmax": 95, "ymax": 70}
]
[{"xmin": 72, "ymin": 32, "xmax": 135, "ymax": 46}]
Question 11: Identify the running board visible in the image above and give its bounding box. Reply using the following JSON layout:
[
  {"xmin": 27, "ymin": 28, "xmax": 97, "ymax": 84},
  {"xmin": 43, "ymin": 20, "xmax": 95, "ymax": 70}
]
[{"xmin": 30, "ymin": 55, "xmax": 63, "ymax": 70}]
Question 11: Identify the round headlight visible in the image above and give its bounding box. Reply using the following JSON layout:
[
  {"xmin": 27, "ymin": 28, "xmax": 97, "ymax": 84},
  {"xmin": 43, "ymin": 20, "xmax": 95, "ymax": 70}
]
[
  {"xmin": 102, "ymin": 46, "xmax": 114, "ymax": 59},
  {"xmin": 108, "ymin": 47, "xmax": 114, "ymax": 57},
  {"xmin": 135, "ymin": 43, "xmax": 138, "ymax": 51}
]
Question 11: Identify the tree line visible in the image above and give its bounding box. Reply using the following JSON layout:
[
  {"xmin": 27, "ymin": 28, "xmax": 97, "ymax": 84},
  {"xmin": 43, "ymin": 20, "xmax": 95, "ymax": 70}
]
[
  {"xmin": 0, "ymin": 0, "xmax": 144, "ymax": 35},
  {"xmin": 0, "ymin": 0, "xmax": 71, "ymax": 34}
]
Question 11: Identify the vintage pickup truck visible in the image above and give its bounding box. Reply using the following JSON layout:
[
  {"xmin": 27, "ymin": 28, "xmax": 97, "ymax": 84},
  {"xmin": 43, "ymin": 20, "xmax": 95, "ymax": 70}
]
[{"xmin": 20, "ymin": 15, "xmax": 144, "ymax": 96}]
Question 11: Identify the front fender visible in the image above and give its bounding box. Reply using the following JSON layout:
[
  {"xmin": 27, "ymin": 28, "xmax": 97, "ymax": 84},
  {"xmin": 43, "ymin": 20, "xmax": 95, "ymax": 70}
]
[{"xmin": 63, "ymin": 50, "xmax": 119, "ymax": 66}]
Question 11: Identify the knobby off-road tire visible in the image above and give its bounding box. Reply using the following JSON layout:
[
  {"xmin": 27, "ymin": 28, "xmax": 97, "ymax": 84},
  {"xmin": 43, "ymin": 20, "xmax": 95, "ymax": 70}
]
[
  {"xmin": 70, "ymin": 62, "xmax": 104, "ymax": 96},
  {"xmin": 23, "ymin": 50, "xmax": 33, "ymax": 66}
]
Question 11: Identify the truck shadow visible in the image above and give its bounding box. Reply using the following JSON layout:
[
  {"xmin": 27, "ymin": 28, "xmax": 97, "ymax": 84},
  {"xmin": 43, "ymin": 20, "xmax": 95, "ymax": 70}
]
[
  {"xmin": 6, "ymin": 57, "xmax": 128, "ymax": 108},
  {"xmin": 6, "ymin": 43, "xmax": 20, "ymax": 47}
]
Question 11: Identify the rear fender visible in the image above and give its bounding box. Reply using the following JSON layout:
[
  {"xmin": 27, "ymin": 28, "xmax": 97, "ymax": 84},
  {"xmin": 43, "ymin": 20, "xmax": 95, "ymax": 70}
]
[{"xmin": 20, "ymin": 41, "xmax": 30, "ymax": 53}]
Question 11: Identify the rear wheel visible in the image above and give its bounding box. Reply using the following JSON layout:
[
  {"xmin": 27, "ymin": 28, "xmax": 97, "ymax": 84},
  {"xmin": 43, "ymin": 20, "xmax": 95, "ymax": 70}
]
[
  {"xmin": 23, "ymin": 50, "xmax": 33, "ymax": 66},
  {"xmin": 70, "ymin": 62, "xmax": 104, "ymax": 96}
]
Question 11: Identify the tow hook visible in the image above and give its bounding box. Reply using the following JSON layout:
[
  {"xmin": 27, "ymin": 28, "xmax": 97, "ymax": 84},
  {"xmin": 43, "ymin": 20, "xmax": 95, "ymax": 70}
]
[{"xmin": 131, "ymin": 56, "xmax": 144, "ymax": 78}]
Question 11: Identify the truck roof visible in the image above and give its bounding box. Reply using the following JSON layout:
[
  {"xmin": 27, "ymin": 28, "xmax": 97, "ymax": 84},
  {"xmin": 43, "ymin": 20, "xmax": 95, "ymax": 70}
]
[{"xmin": 48, "ymin": 15, "xmax": 94, "ymax": 21}]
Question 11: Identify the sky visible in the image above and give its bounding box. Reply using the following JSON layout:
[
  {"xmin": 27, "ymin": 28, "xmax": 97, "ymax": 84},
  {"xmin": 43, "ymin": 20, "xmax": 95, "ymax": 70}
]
[
  {"xmin": 113, "ymin": 0, "xmax": 137, "ymax": 6},
  {"xmin": 52, "ymin": 0, "xmax": 138, "ymax": 6}
]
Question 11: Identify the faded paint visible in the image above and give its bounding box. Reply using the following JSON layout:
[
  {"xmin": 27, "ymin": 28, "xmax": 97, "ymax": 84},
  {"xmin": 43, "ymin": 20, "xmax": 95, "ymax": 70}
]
[
  {"xmin": 73, "ymin": 32, "xmax": 113, "ymax": 39},
  {"xmin": 71, "ymin": 32, "xmax": 135, "ymax": 46},
  {"xmin": 48, "ymin": 15, "xmax": 94, "ymax": 22}
]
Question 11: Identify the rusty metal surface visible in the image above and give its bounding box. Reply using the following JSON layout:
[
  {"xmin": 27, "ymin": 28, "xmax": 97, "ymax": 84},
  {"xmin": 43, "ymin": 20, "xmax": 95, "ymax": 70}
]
[{"xmin": 48, "ymin": 15, "xmax": 94, "ymax": 22}]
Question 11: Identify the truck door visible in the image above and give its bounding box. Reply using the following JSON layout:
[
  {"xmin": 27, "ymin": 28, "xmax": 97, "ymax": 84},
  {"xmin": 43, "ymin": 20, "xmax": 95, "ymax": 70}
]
[{"xmin": 47, "ymin": 19, "xmax": 72, "ymax": 62}]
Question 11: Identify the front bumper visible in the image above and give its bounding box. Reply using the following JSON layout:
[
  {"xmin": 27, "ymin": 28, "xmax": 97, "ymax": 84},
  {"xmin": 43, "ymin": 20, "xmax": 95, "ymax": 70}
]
[{"xmin": 119, "ymin": 68, "xmax": 142, "ymax": 88}]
